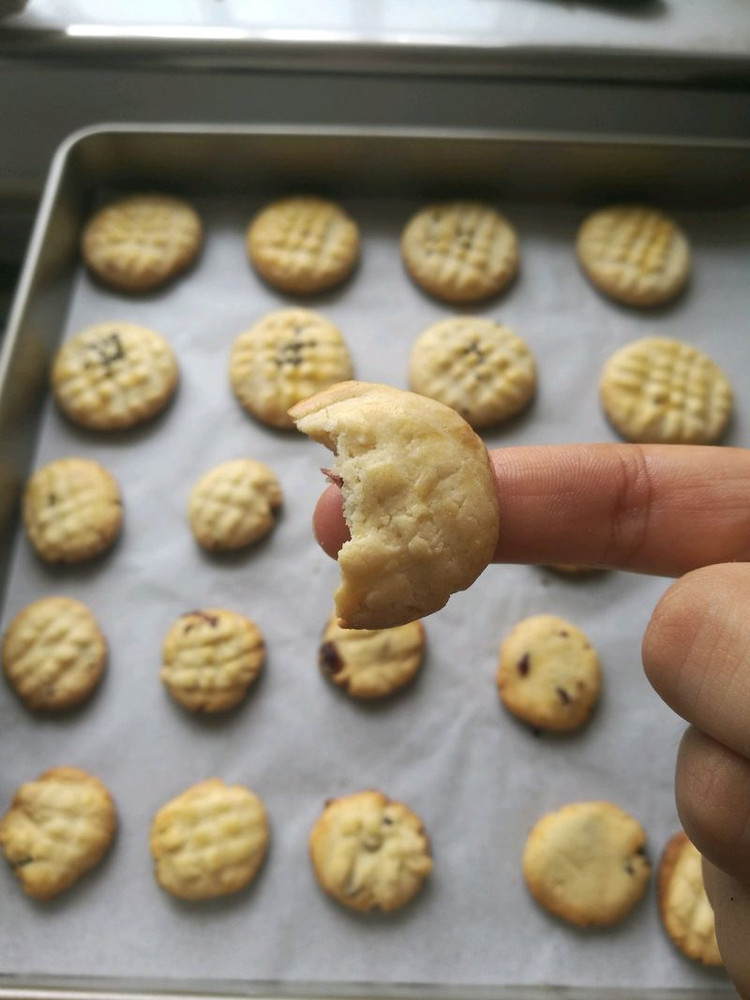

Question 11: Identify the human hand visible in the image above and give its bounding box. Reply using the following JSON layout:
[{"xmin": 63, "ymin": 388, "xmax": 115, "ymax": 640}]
[{"xmin": 313, "ymin": 442, "xmax": 750, "ymax": 996}]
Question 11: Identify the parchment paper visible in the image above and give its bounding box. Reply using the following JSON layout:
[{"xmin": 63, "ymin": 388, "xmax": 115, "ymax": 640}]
[{"xmin": 1, "ymin": 196, "xmax": 745, "ymax": 992}]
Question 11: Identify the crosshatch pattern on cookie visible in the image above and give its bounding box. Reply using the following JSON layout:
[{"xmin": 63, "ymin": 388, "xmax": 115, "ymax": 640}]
[
  {"xmin": 409, "ymin": 317, "xmax": 536, "ymax": 427},
  {"xmin": 82, "ymin": 194, "xmax": 202, "ymax": 292},
  {"xmin": 3, "ymin": 597, "xmax": 106, "ymax": 711},
  {"xmin": 52, "ymin": 323, "xmax": 178, "ymax": 430},
  {"xmin": 230, "ymin": 309, "xmax": 353, "ymax": 429},
  {"xmin": 402, "ymin": 202, "xmax": 519, "ymax": 303},
  {"xmin": 23, "ymin": 458, "xmax": 123, "ymax": 563},
  {"xmin": 150, "ymin": 779, "xmax": 269, "ymax": 899},
  {"xmin": 161, "ymin": 609, "xmax": 265, "ymax": 712},
  {"xmin": 577, "ymin": 206, "xmax": 690, "ymax": 306},
  {"xmin": 188, "ymin": 460, "xmax": 282, "ymax": 551},
  {"xmin": 0, "ymin": 767, "xmax": 117, "ymax": 899},
  {"xmin": 600, "ymin": 337, "xmax": 732, "ymax": 444},
  {"xmin": 247, "ymin": 196, "xmax": 359, "ymax": 294}
]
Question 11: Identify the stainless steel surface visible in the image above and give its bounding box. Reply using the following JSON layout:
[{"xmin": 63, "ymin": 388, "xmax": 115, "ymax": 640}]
[
  {"xmin": 0, "ymin": 987, "xmax": 732, "ymax": 1000},
  {"xmin": 0, "ymin": 987, "xmax": 735, "ymax": 1000},
  {"xmin": 1, "ymin": 124, "xmax": 745, "ymax": 1000},
  {"xmin": 3, "ymin": 0, "xmax": 750, "ymax": 83},
  {"xmin": 4, "ymin": 72, "xmax": 750, "ymax": 203}
]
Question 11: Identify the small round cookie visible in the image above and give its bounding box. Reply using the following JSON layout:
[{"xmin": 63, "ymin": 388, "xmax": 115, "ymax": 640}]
[
  {"xmin": 577, "ymin": 204, "xmax": 690, "ymax": 307},
  {"xmin": 309, "ymin": 790, "xmax": 433, "ymax": 912},
  {"xmin": 319, "ymin": 614, "xmax": 425, "ymax": 699},
  {"xmin": 247, "ymin": 196, "xmax": 359, "ymax": 294},
  {"xmin": 522, "ymin": 801, "xmax": 650, "ymax": 927},
  {"xmin": 23, "ymin": 458, "xmax": 123, "ymax": 564},
  {"xmin": 188, "ymin": 459, "xmax": 282, "ymax": 552},
  {"xmin": 401, "ymin": 201, "xmax": 519, "ymax": 303},
  {"xmin": 600, "ymin": 336, "xmax": 732, "ymax": 445},
  {"xmin": 230, "ymin": 308, "xmax": 353, "ymax": 429},
  {"xmin": 658, "ymin": 832, "xmax": 722, "ymax": 966},
  {"xmin": 150, "ymin": 778, "xmax": 269, "ymax": 900},
  {"xmin": 497, "ymin": 614, "xmax": 601, "ymax": 732},
  {"xmin": 81, "ymin": 193, "xmax": 202, "ymax": 293},
  {"xmin": 0, "ymin": 766, "xmax": 117, "ymax": 899},
  {"xmin": 408, "ymin": 317, "xmax": 536, "ymax": 428},
  {"xmin": 51, "ymin": 322, "xmax": 178, "ymax": 431},
  {"xmin": 2, "ymin": 596, "xmax": 106, "ymax": 712},
  {"xmin": 161, "ymin": 608, "xmax": 265, "ymax": 713},
  {"xmin": 290, "ymin": 382, "xmax": 500, "ymax": 630}
]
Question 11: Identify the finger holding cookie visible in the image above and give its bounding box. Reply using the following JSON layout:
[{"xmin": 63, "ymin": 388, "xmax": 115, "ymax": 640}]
[{"xmin": 310, "ymin": 440, "xmax": 750, "ymax": 991}]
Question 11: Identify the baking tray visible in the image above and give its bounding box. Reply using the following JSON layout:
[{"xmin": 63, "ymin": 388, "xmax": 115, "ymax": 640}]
[{"xmin": 1, "ymin": 125, "xmax": 749, "ymax": 1000}]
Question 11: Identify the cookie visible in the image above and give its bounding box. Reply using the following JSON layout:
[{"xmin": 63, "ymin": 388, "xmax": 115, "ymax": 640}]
[
  {"xmin": 81, "ymin": 193, "xmax": 202, "ymax": 293},
  {"xmin": 188, "ymin": 459, "xmax": 283, "ymax": 552},
  {"xmin": 150, "ymin": 779, "xmax": 269, "ymax": 900},
  {"xmin": 658, "ymin": 831, "xmax": 722, "ymax": 966},
  {"xmin": 600, "ymin": 336, "xmax": 732, "ymax": 445},
  {"xmin": 319, "ymin": 614, "xmax": 425, "ymax": 699},
  {"xmin": 2, "ymin": 597, "xmax": 106, "ymax": 712},
  {"xmin": 51, "ymin": 322, "xmax": 178, "ymax": 430},
  {"xmin": 576, "ymin": 205, "xmax": 690, "ymax": 307},
  {"xmin": 247, "ymin": 196, "xmax": 359, "ymax": 294},
  {"xmin": 161, "ymin": 609, "xmax": 265, "ymax": 713},
  {"xmin": 408, "ymin": 316, "xmax": 536, "ymax": 428},
  {"xmin": 23, "ymin": 458, "xmax": 123, "ymax": 563},
  {"xmin": 0, "ymin": 767, "xmax": 117, "ymax": 899},
  {"xmin": 230, "ymin": 308, "xmax": 353, "ymax": 430},
  {"xmin": 290, "ymin": 381, "xmax": 500, "ymax": 629},
  {"xmin": 496, "ymin": 614, "xmax": 601, "ymax": 732},
  {"xmin": 309, "ymin": 790, "xmax": 433, "ymax": 912},
  {"xmin": 522, "ymin": 801, "xmax": 650, "ymax": 927},
  {"xmin": 401, "ymin": 201, "xmax": 519, "ymax": 303}
]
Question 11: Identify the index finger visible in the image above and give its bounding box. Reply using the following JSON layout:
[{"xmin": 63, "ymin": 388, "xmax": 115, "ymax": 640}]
[{"xmin": 313, "ymin": 443, "xmax": 750, "ymax": 578}]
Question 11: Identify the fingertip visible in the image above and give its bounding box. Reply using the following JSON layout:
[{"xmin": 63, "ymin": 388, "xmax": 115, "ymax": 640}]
[{"xmin": 313, "ymin": 485, "xmax": 350, "ymax": 558}]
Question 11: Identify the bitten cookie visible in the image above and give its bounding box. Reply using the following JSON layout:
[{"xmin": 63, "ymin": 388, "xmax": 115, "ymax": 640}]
[
  {"xmin": 522, "ymin": 801, "xmax": 650, "ymax": 927},
  {"xmin": 23, "ymin": 458, "xmax": 123, "ymax": 563},
  {"xmin": 51, "ymin": 322, "xmax": 178, "ymax": 430},
  {"xmin": 290, "ymin": 381, "xmax": 500, "ymax": 629},
  {"xmin": 81, "ymin": 193, "xmax": 202, "ymax": 293},
  {"xmin": 0, "ymin": 767, "xmax": 117, "ymax": 899},
  {"xmin": 309, "ymin": 790, "xmax": 433, "ymax": 912},
  {"xmin": 319, "ymin": 614, "xmax": 425, "ymax": 699},
  {"xmin": 188, "ymin": 459, "xmax": 283, "ymax": 552},
  {"xmin": 401, "ymin": 201, "xmax": 519, "ymax": 303},
  {"xmin": 2, "ymin": 597, "xmax": 106, "ymax": 711},
  {"xmin": 496, "ymin": 614, "xmax": 601, "ymax": 732},
  {"xmin": 247, "ymin": 196, "xmax": 359, "ymax": 294},
  {"xmin": 658, "ymin": 832, "xmax": 722, "ymax": 966},
  {"xmin": 161, "ymin": 609, "xmax": 265, "ymax": 713},
  {"xmin": 408, "ymin": 316, "xmax": 536, "ymax": 428},
  {"xmin": 600, "ymin": 336, "xmax": 732, "ymax": 445},
  {"xmin": 576, "ymin": 205, "xmax": 690, "ymax": 307},
  {"xmin": 230, "ymin": 308, "xmax": 353, "ymax": 429},
  {"xmin": 150, "ymin": 779, "xmax": 269, "ymax": 900}
]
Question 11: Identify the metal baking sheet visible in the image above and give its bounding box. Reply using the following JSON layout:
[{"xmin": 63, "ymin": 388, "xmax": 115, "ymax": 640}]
[{"xmin": 1, "ymin": 127, "xmax": 747, "ymax": 999}]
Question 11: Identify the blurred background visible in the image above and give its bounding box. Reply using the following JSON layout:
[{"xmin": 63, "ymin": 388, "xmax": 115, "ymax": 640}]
[{"xmin": 1, "ymin": 0, "xmax": 749, "ymax": 321}]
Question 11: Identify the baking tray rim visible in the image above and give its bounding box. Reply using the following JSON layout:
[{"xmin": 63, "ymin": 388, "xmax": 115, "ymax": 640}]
[{"xmin": 5, "ymin": 118, "xmax": 750, "ymax": 397}]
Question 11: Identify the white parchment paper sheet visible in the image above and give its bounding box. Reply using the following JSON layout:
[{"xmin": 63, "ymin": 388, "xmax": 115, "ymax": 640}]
[{"xmin": 1, "ymin": 196, "xmax": 745, "ymax": 992}]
